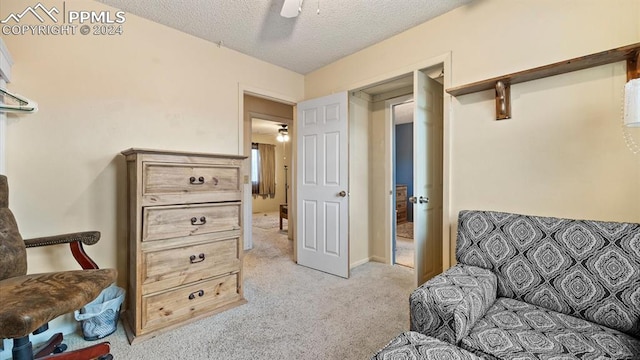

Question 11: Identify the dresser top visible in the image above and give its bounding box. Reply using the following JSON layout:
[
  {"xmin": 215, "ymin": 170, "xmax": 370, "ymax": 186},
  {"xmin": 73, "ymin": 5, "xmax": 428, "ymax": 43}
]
[{"xmin": 121, "ymin": 148, "xmax": 247, "ymax": 160}]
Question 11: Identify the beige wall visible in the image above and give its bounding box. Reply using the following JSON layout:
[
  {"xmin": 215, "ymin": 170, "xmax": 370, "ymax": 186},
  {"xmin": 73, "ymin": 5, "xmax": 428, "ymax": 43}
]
[
  {"xmin": 348, "ymin": 94, "xmax": 371, "ymax": 267},
  {"xmin": 369, "ymin": 97, "xmax": 389, "ymax": 261},
  {"xmin": 251, "ymin": 133, "xmax": 290, "ymax": 213},
  {"xmin": 367, "ymin": 90, "xmax": 414, "ymax": 263},
  {"xmin": 306, "ymin": 0, "xmax": 640, "ymax": 266},
  {"xmin": 0, "ymin": 0, "xmax": 303, "ymax": 337},
  {"xmin": 2, "ymin": 0, "xmax": 639, "ymax": 344}
]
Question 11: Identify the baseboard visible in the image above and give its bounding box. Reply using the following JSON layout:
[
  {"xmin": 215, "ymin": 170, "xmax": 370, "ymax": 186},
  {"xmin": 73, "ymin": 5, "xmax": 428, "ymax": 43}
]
[
  {"xmin": 370, "ymin": 256, "xmax": 387, "ymax": 264},
  {"xmin": 349, "ymin": 257, "xmax": 371, "ymax": 269}
]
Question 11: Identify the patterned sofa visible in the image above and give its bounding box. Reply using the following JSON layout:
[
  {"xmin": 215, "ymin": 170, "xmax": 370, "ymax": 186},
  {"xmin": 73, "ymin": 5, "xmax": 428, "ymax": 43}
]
[{"xmin": 409, "ymin": 210, "xmax": 640, "ymax": 359}]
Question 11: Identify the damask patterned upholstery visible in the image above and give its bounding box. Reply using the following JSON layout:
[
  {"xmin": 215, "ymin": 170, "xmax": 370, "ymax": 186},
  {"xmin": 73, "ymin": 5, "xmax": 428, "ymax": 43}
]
[
  {"xmin": 410, "ymin": 264, "xmax": 497, "ymax": 344},
  {"xmin": 371, "ymin": 332, "xmax": 483, "ymax": 360},
  {"xmin": 460, "ymin": 298, "xmax": 640, "ymax": 360},
  {"xmin": 456, "ymin": 210, "xmax": 640, "ymax": 338},
  {"xmin": 402, "ymin": 210, "xmax": 640, "ymax": 359}
]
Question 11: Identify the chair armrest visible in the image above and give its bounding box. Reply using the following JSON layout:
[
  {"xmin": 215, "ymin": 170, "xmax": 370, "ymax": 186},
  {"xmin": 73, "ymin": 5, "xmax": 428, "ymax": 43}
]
[
  {"xmin": 23, "ymin": 231, "xmax": 100, "ymax": 248},
  {"xmin": 410, "ymin": 264, "xmax": 497, "ymax": 345},
  {"xmin": 24, "ymin": 231, "xmax": 102, "ymax": 270}
]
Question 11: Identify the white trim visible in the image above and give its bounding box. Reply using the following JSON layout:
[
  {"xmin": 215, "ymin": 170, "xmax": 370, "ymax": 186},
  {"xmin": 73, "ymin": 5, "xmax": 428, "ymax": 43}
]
[
  {"xmin": 237, "ymin": 83, "xmax": 298, "ymax": 251},
  {"xmin": 0, "ymin": 39, "xmax": 12, "ymax": 175},
  {"xmin": 351, "ymin": 51, "xmax": 453, "ymax": 272},
  {"xmin": 0, "ymin": 38, "xmax": 13, "ymax": 83},
  {"xmin": 349, "ymin": 257, "xmax": 371, "ymax": 269},
  {"xmin": 441, "ymin": 53, "xmax": 453, "ymax": 271},
  {"xmin": 0, "ymin": 125, "xmax": 4, "ymax": 175},
  {"xmin": 385, "ymin": 94, "xmax": 413, "ymax": 265},
  {"xmin": 370, "ymin": 256, "xmax": 386, "ymax": 263},
  {"xmin": 0, "ymin": 79, "xmax": 6, "ymax": 175},
  {"xmin": 350, "ymin": 54, "xmax": 451, "ymax": 95}
]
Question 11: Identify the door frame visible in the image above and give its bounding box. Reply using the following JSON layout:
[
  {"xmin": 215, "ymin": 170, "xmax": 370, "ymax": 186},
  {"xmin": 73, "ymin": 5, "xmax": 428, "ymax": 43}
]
[
  {"xmin": 0, "ymin": 38, "xmax": 13, "ymax": 174},
  {"xmin": 352, "ymin": 52, "xmax": 452, "ymax": 271},
  {"xmin": 238, "ymin": 84, "xmax": 297, "ymax": 251},
  {"xmin": 385, "ymin": 94, "xmax": 414, "ymax": 266}
]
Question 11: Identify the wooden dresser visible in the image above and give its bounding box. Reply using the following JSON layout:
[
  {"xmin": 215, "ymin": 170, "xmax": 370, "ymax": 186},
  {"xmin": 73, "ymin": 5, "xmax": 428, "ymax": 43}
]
[
  {"xmin": 396, "ymin": 184, "xmax": 407, "ymax": 224},
  {"xmin": 121, "ymin": 148, "xmax": 247, "ymax": 343}
]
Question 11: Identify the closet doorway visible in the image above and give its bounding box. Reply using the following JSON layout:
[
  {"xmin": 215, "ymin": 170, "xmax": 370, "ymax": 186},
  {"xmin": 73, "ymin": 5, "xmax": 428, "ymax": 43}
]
[
  {"xmin": 390, "ymin": 96, "xmax": 415, "ymax": 269},
  {"xmin": 355, "ymin": 62, "xmax": 446, "ymax": 285}
]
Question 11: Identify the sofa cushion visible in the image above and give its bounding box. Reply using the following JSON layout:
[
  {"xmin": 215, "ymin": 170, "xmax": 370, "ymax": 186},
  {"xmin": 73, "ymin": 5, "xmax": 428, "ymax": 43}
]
[
  {"xmin": 456, "ymin": 210, "xmax": 640, "ymax": 338},
  {"xmin": 371, "ymin": 331, "xmax": 483, "ymax": 360},
  {"xmin": 460, "ymin": 297, "xmax": 640, "ymax": 360},
  {"xmin": 410, "ymin": 264, "xmax": 497, "ymax": 344}
]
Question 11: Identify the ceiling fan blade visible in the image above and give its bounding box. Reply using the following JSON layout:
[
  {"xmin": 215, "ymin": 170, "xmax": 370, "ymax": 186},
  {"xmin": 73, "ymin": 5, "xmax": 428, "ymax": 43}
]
[{"xmin": 281, "ymin": 0, "xmax": 302, "ymax": 18}]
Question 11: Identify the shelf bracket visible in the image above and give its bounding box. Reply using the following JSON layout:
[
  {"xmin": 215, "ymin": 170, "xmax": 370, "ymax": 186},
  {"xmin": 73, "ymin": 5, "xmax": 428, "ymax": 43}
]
[
  {"xmin": 628, "ymin": 51, "xmax": 640, "ymax": 81},
  {"xmin": 446, "ymin": 42, "xmax": 640, "ymax": 121},
  {"xmin": 495, "ymin": 81, "xmax": 511, "ymax": 120}
]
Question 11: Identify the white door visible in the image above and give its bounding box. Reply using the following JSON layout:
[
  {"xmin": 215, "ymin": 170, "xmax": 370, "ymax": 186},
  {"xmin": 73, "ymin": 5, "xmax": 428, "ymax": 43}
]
[
  {"xmin": 296, "ymin": 92, "xmax": 349, "ymax": 278},
  {"xmin": 413, "ymin": 70, "xmax": 443, "ymax": 286}
]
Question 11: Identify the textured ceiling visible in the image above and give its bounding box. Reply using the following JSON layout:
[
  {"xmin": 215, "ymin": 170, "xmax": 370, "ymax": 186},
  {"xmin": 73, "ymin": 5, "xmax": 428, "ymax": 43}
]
[{"xmin": 97, "ymin": 0, "xmax": 471, "ymax": 74}]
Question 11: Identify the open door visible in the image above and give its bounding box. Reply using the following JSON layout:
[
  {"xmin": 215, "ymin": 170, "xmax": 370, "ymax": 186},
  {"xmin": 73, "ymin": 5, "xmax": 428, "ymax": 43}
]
[
  {"xmin": 296, "ymin": 92, "xmax": 349, "ymax": 278},
  {"xmin": 413, "ymin": 70, "xmax": 443, "ymax": 286}
]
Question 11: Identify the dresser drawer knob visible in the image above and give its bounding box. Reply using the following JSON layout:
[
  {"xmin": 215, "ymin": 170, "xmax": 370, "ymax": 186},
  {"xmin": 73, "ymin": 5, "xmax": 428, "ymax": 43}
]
[
  {"xmin": 188, "ymin": 289, "xmax": 205, "ymax": 300},
  {"xmin": 189, "ymin": 176, "xmax": 205, "ymax": 185},
  {"xmin": 189, "ymin": 253, "xmax": 206, "ymax": 264},
  {"xmin": 190, "ymin": 216, "xmax": 207, "ymax": 225}
]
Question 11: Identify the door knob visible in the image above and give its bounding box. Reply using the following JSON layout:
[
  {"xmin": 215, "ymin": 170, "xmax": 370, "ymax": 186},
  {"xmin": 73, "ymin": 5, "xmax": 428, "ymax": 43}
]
[
  {"xmin": 338, "ymin": 190, "xmax": 347, "ymax": 197},
  {"xmin": 409, "ymin": 196, "xmax": 429, "ymax": 204}
]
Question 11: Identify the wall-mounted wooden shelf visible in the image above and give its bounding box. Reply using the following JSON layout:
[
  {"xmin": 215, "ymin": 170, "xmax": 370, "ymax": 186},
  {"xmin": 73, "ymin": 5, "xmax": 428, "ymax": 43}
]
[{"xmin": 446, "ymin": 42, "xmax": 640, "ymax": 119}]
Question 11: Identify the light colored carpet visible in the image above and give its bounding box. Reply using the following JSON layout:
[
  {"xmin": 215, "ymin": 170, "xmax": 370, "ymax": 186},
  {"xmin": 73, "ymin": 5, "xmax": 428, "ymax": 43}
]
[
  {"xmin": 395, "ymin": 222, "xmax": 414, "ymax": 268},
  {"xmin": 396, "ymin": 222, "xmax": 413, "ymax": 239},
  {"xmin": 252, "ymin": 211, "xmax": 281, "ymax": 229},
  {"xmin": 57, "ymin": 213, "xmax": 414, "ymax": 359},
  {"xmin": 395, "ymin": 237, "xmax": 414, "ymax": 269}
]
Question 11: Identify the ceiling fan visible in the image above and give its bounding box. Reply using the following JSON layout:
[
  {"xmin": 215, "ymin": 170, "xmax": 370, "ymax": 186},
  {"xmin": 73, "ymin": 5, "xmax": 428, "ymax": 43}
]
[{"xmin": 280, "ymin": 0, "xmax": 303, "ymax": 18}]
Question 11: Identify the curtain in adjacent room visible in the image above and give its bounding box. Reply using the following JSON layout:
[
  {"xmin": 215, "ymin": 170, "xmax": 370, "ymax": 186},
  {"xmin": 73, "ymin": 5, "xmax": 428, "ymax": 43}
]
[
  {"xmin": 257, "ymin": 143, "xmax": 276, "ymax": 196},
  {"xmin": 251, "ymin": 143, "xmax": 260, "ymax": 194}
]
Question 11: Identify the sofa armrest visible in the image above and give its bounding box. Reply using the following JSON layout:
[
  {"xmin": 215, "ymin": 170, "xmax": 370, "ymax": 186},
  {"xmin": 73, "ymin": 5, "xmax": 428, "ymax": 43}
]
[
  {"xmin": 371, "ymin": 332, "xmax": 484, "ymax": 360},
  {"xmin": 410, "ymin": 264, "xmax": 497, "ymax": 344}
]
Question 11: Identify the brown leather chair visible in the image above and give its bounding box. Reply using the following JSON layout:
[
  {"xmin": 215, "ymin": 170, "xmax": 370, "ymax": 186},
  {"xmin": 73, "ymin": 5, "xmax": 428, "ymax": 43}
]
[{"xmin": 0, "ymin": 175, "xmax": 117, "ymax": 360}]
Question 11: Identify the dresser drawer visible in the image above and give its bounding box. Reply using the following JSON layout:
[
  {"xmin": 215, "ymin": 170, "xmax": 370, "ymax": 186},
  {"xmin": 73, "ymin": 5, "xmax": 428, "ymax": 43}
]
[
  {"xmin": 143, "ymin": 203, "xmax": 241, "ymax": 242},
  {"xmin": 142, "ymin": 238, "xmax": 240, "ymax": 295},
  {"xmin": 396, "ymin": 186, "xmax": 407, "ymax": 201},
  {"xmin": 143, "ymin": 163, "xmax": 240, "ymax": 195},
  {"xmin": 141, "ymin": 273, "xmax": 241, "ymax": 332}
]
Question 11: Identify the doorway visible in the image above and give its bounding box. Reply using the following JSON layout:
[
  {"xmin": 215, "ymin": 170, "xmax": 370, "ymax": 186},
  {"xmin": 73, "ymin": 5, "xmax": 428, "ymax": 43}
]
[
  {"xmin": 353, "ymin": 61, "xmax": 447, "ymax": 286},
  {"xmin": 391, "ymin": 97, "xmax": 415, "ymax": 269},
  {"xmin": 242, "ymin": 92, "xmax": 295, "ymax": 257},
  {"xmin": 249, "ymin": 117, "xmax": 294, "ymax": 260}
]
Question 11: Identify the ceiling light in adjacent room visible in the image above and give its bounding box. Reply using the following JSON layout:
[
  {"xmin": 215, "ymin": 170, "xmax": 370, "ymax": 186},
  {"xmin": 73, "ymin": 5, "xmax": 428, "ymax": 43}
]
[{"xmin": 277, "ymin": 125, "xmax": 290, "ymax": 142}]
